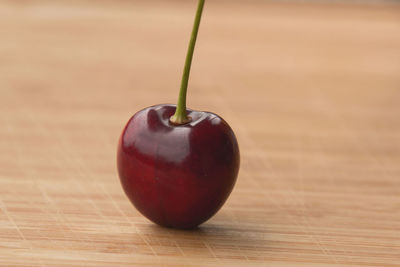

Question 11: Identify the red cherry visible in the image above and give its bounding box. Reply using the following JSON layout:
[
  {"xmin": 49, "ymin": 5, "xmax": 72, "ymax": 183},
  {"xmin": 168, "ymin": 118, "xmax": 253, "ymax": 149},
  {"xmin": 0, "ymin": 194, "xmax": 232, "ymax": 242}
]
[
  {"xmin": 117, "ymin": 104, "xmax": 240, "ymax": 229},
  {"xmin": 117, "ymin": 0, "xmax": 239, "ymax": 228}
]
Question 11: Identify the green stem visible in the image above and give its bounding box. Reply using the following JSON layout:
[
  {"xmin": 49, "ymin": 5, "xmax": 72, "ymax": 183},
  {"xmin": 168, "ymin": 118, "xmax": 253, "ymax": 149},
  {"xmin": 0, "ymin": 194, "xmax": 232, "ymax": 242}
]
[{"xmin": 170, "ymin": 0, "xmax": 205, "ymax": 125}]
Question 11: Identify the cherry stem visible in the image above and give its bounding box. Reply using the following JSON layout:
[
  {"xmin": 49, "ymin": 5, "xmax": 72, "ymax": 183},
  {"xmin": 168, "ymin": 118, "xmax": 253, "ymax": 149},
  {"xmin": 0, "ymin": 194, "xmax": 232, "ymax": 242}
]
[{"xmin": 170, "ymin": 0, "xmax": 205, "ymax": 125}]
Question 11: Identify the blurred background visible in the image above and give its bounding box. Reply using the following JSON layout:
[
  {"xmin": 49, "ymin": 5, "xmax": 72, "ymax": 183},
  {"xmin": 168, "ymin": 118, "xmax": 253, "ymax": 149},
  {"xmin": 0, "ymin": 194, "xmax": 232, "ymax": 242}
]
[{"xmin": 0, "ymin": 0, "xmax": 399, "ymax": 266}]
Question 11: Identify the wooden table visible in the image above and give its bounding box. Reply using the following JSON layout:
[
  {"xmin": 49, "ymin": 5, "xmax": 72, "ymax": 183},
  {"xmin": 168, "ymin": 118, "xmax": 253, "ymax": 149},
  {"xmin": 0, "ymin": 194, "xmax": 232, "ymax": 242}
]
[{"xmin": 1, "ymin": 1, "xmax": 399, "ymax": 266}]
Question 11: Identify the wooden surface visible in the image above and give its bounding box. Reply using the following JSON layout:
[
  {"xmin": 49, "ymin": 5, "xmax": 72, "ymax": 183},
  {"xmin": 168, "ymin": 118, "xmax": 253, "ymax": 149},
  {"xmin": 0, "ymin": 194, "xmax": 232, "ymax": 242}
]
[{"xmin": 1, "ymin": 1, "xmax": 400, "ymax": 266}]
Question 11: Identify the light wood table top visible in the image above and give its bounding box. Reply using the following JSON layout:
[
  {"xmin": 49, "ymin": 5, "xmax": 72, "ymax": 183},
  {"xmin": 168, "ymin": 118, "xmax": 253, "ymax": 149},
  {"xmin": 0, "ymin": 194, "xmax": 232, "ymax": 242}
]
[{"xmin": 1, "ymin": 1, "xmax": 399, "ymax": 266}]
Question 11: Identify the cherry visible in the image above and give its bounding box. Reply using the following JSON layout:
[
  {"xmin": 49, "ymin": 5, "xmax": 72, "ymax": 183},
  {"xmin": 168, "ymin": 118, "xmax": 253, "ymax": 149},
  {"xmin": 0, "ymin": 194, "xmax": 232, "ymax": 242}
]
[
  {"xmin": 117, "ymin": 0, "xmax": 240, "ymax": 229},
  {"xmin": 117, "ymin": 104, "xmax": 239, "ymax": 229}
]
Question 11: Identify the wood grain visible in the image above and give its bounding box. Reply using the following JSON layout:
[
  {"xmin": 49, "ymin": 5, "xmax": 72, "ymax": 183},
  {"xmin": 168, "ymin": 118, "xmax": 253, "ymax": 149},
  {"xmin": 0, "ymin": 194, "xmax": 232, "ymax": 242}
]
[{"xmin": 1, "ymin": 1, "xmax": 400, "ymax": 266}]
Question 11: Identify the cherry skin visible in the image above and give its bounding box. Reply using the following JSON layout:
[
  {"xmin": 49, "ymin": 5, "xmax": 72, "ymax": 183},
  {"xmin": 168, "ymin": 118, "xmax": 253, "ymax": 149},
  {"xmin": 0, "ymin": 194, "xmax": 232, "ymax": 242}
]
[{"xmin": 117, "ymin": 104, "xmax": 240, "ymax": 229}]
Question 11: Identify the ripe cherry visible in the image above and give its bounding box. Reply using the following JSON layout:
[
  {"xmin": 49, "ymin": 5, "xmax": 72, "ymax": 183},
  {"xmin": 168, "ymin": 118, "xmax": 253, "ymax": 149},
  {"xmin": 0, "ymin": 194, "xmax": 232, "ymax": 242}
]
[{"xmin": 117, "ymin": 0, "xmax": 240, "ymax": 229}]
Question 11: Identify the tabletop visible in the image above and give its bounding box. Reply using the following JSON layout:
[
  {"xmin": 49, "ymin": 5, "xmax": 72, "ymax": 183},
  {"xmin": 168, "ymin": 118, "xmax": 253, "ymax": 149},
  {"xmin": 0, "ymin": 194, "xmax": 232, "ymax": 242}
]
[{"xmin": 1, "ymin": 0, "xmax": 400, "ymax": 266}]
